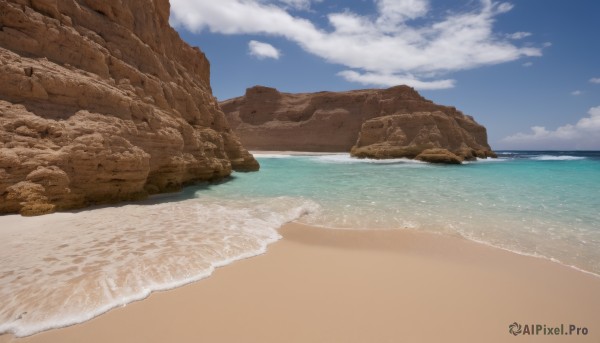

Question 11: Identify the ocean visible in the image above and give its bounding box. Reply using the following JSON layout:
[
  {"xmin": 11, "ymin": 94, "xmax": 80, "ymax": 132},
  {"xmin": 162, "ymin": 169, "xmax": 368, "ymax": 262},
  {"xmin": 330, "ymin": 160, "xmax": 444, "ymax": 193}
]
[{"xmin": 1, "ymin": 151, "xmax": 599, "ymax": 336}]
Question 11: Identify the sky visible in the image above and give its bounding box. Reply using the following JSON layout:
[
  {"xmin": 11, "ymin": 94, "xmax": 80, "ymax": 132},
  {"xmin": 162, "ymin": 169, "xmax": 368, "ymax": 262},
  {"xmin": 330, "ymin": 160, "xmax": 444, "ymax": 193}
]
[{"xmin": 171, "ymin": 0, "xmax": 600, "ymax": 150}]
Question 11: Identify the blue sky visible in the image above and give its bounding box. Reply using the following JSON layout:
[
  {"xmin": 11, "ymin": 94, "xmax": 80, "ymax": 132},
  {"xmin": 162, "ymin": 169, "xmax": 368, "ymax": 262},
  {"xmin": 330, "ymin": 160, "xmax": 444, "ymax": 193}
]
[{"xmin": 171, "ymin": 0, "xmax": 600, "ymax": 150}]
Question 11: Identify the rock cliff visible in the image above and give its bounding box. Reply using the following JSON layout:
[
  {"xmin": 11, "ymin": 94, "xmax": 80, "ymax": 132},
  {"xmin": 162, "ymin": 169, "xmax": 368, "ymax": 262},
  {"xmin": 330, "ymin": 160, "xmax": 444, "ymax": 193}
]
[
  {"xmin": 352, "ymin": 112, "xmax": 496, "ymax": 163},
  {"xmin": 221, "ymin": 85, "xmax": 495, "ymax": 163},
  {"xmin": 0, "ymin": 0, "xmax": 258, "ymax": 215}
]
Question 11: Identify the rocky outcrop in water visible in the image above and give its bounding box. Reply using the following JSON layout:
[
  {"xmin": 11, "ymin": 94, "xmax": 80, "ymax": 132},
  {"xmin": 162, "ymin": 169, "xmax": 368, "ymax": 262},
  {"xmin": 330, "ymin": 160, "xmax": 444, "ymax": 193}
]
[
  {"xmin": 0, "ymin": 0, "xmax": 258, "ymax": 215},
  {"xmin": 221, "ymin": 85, "xmax": 495, "ymax": 163},
  {"xmin": 351, "ymin": 112, "xmax": 496, "ymax": 163}
]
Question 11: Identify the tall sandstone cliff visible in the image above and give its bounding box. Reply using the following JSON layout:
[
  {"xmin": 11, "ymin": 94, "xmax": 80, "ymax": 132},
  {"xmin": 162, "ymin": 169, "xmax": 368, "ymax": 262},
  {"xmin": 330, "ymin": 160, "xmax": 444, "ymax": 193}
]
[
  {"xmin": 0, "ymin": 0, "xmax": 258, "ymax": 215},
  {"xmin": 221, "ymin": 85, "xmax": 496, "ymax": 163}
]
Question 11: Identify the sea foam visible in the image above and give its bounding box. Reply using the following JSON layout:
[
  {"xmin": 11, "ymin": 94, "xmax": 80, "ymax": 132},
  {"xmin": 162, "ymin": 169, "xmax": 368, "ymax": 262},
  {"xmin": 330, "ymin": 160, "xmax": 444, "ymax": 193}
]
[
  {"xmin": 0, "ymin": 196, "xmax": 319, "ymax": 337},
  {"xmin": 251, "ymin": 153, "xmax": 296, "ymax": 158},
  {"xmin": 531, "ymin": 155, "xmax": 587, "ymax": 161},
  {"xmin": 2, "ymin": 151, "xmax": 599, "ymax": 336},
  {"xmin": 310, "ymin": 154, "xmax": 426, "ymax": 165}
]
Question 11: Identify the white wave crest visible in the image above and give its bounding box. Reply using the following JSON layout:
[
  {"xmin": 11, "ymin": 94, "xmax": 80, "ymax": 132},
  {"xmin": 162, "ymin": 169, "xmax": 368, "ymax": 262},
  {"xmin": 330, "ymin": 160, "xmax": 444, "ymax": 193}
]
[
  {"xmin": 253, "ymin": 154, "xmax": 295, "ymax": 158},
  {"xmin": 0, "ymin": 196, "xmax": 319, "ymax": 337},
  {"xmin": 311, "ymin": 154, "xmax": 426, "ymax": 165},
  {"xmin": 531, "ymin": 155, "xmax": 586, "ymax": 161}
]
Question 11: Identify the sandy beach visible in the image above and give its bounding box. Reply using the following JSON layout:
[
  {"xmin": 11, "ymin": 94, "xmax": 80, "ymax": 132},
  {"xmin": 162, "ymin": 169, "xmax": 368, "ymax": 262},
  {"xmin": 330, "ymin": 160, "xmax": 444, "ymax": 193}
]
[
  {"xmin": 2, "ymin": 222, "xmax": 598, "ymax": 343},
  {"xmin": 2, "ymin": 0, "xmax": 599, "ymax": 342}
]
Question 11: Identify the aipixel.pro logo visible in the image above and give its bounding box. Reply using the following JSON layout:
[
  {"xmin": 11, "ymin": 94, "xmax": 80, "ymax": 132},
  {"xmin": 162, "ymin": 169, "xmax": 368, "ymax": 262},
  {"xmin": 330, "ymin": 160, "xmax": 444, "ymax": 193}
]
[{"xmin": 509, "ymin": 322, "xmax": 589, "ymax": 336}]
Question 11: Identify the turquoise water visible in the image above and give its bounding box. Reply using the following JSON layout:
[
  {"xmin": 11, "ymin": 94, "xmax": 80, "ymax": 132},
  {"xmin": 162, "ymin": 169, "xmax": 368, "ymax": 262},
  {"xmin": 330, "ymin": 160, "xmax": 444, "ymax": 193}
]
[
  {"xmin": 1, "ymin": 151, "xmax": 599, "ymax": 336},
  {"xmin": 196, "ymin": 152, "xmax": 600, "ymax": 275}
]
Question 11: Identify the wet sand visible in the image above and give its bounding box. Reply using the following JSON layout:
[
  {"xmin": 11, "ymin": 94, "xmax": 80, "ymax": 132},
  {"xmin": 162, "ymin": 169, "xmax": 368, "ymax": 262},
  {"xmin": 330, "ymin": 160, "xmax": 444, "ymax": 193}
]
[{"xmin": 2, "ymin": 222, "xmax": 599, "ymax": 343}]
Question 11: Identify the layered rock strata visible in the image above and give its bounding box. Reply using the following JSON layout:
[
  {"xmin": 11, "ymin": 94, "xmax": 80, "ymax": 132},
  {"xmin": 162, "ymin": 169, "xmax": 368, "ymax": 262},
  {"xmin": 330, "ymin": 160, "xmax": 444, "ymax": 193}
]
[
  {"xmin": 351, "ymin": 112, "xmax": 496, "ymax": 164},
  {"xmin": 0, "ymin": 0, "xmax": 258, "ymax": 215},
  {"xmin": 221, "ymin": 85, "xmax": 495, "ymax": 163}
]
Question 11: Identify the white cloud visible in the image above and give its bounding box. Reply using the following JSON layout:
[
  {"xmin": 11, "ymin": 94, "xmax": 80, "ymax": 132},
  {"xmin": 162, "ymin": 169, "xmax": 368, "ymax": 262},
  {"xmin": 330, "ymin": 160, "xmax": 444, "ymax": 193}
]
[
  {"xmin": 590, "ymin": 78, "xmax": 600, "ymax": 84},
  {"xmin": 571, "ymin": 90, "xmax": 582, "ymax": 96},
  {"xmin": 248, "ymin": 40, "xmax": 281, "ymax": 59},
  {"xmin": 171, "ymin": 0, "xmax": 543, "ymax": 89},
  {"xmin": 268, "ymin": 0, "xmax": 321, "ymax": 10},
  {"xmin": 507, "ymin": 31, "xmax": 531, "ymax": 40},
  {"xmin": 375, "ymin": 0, "xmax": 430, "ymax": 30},
  {"xmin": 522, "ymin": 62, "xmax": 533, "ymax": 67},
  {"xmin": 502, "ymin": 106, "xmax": 600, "ymax": 149},
  {"xmin": 338, "ymin": 70, "xmax": 455, "ymax": 90}
]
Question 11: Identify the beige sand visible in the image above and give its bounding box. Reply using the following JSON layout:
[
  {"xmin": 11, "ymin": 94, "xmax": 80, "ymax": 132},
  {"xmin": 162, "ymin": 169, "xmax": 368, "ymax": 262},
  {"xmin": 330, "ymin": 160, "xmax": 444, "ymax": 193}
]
[{"xmin": 2, "ymin": 223, "xmax": 599, "ymax": 343}]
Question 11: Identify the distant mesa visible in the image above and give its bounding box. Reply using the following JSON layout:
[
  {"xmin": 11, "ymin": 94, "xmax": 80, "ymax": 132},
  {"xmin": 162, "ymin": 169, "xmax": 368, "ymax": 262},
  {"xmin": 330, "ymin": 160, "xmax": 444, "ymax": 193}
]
[
  {"xmin": 220, "ymin": 85, "xmax": 496, "ymax": 164},
  {"xmin": 0, "ymin": 0, "xmax": 258, "ymax": 216}
]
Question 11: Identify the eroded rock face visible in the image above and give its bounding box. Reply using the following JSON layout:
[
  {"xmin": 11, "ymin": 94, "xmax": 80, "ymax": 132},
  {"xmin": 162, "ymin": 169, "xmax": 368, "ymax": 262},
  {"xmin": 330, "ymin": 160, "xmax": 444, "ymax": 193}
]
[
  {"xmin": 415, "ymin": 149, "xmax": 463, "ymax": 164},
  {"xmin": 221, "ymin": 85, "xmax": 495, "ymax": 162},
  {"xmin": 0, "ymin": 0, "xmax": 258, "ymax": 215},
  {"xmin": 351, "ymin": 112, "xmax": 496, "ymax": 162}
]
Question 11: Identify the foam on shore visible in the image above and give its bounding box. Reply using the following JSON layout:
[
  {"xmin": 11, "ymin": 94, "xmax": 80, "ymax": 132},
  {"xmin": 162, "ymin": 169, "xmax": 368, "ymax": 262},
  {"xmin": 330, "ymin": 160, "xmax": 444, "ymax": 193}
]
[
  {"xmin": 0, "ymin": 197, "xmax": 319, "ymax": 337},
  {"xmin": 2, "ymin": 150, "xmax": 599, "ymax": 337}
]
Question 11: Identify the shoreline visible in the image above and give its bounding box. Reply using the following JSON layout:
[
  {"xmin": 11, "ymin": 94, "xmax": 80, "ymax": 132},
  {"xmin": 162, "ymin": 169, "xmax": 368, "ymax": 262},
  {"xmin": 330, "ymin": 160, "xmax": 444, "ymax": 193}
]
[
  {"xmin": 250, "ymin": 150, "xmax": 348, "ymax": 156},
  {"xmin": 297, "ymin": 222, "xmax": 600, "ymax": 279},
  {"xmin": 2, "ymin": 222, "xmax": 599, "ymax": 343}
]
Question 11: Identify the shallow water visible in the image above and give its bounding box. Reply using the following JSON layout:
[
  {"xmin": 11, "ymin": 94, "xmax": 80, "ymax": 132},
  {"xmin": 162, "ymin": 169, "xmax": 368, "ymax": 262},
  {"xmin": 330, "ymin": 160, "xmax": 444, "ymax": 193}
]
[
  {"xmin": 206, "ymin": 151, "xmax": 600, "ymax": 276},
  {"xmin": 0, "ymin": 151, "xmax": 599, "ymax": 336}
]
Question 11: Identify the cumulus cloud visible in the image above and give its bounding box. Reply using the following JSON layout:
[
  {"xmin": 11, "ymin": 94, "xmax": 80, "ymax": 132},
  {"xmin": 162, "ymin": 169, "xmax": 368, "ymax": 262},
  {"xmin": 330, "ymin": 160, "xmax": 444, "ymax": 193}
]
[
  {"xmin": 375, "ymin": 0, "xmax": 430, "ymax": 29},
  {"xmin": 507, "ymin": 31, "xmax": 531, "ymax": 40},
  {"xmin": 248, "ymin": 40, "xmax": 281, "ymax": 59},
  {"xmin": 170, "ymin": 0, "xmax": 542, "ymax": 89},
  {"xmin": 338, "ymin": 70, "xmax": 455, "ymax": 89},
  {"xmin": 590, "ymin": 78, "xmax": 600, "ymax": 84},
  {"xmin": 522, "ymin": 62, "xmax": 533, "ymax": 67},
  {"xmin": 272, "ymin": 0, "xmax": 321, "ymax": 10},
  {"xmin": 571, "ymin": 90, "xmax": 582, "ymax": 96},
  {"xmin": 502, "ymin": 106, "xmax": 600, "ymax": 149}
]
